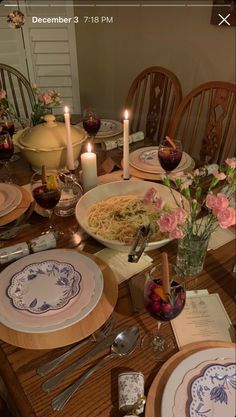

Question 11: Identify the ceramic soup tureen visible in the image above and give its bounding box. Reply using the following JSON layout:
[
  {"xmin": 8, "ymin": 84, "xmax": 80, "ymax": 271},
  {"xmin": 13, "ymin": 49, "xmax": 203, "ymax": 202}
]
[{"xmin": 15, "ymin": 114, "xmax": 86, "ymax": 171}]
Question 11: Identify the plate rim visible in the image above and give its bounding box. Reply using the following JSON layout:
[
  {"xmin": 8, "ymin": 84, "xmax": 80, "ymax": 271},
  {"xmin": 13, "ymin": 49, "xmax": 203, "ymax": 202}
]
[
  {"xmin": 0, "ymin": 249, "xmax": 104, "ymax": 333},
  {"xmin": 0, "ymin": 183, "xmax": 22, "ymax": 217}
]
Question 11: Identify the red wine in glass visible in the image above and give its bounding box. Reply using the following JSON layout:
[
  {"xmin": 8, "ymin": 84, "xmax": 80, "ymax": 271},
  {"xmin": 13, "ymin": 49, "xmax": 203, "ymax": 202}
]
[
  {"xmin": 83, "ymin": 109, "xmax": 101, "ymax": 140},
  {"xmin": 142, "ymin": 263, "xmax": 185, "ymax": 356},
  {"xmin": 0, "ymin": 140, "xmax": 14, "ymax": 161},
  {"xmin": 144, "ymin": 278, "xmax": 186, "ymax": 321},
  {"xmin": 158, "ymin": 147, "xmax": 183, "ymax": 172},
  {"xmin": 0, "ymin": 117, "xmax": 15, "ymax": 137},
  {"xmin": 83, "ymin": 118, "xmax": 101, "ymax": 136},
  {"xmin": 33, "ymin": 185, "xmax": 61, "ymax": 210}
]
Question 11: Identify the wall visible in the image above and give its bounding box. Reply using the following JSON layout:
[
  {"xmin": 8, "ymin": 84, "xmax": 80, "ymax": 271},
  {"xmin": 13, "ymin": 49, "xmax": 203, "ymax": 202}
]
[{"xmin": 75, "ymin": 3, "xmax": 235, "ymax": 120}]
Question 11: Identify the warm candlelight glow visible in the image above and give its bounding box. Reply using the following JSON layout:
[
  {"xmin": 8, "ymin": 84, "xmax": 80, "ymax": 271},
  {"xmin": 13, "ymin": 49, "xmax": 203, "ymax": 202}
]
[
  {"xmin": 124, "ymin": 110, "xmax": 129, "ymax": 120},
  {"xmin": 87, "ymin": 142, "xmax": 92, "ymax": 153},
  {"xmin": 64, "ymin": 106, "xmax": 69, "ymax": 114}
]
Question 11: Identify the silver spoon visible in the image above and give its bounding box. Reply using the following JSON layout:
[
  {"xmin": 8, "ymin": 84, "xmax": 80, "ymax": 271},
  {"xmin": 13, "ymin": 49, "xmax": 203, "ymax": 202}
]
[{"xmin": 52, "ymin": 325, "xmax": 140, "ymax": 412}]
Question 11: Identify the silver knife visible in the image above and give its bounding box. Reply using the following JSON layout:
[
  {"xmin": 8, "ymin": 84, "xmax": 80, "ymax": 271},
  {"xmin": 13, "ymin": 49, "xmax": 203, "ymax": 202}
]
[{"xmin": 42, "ymin": 332, "xmax": 117, "ymax": 393}]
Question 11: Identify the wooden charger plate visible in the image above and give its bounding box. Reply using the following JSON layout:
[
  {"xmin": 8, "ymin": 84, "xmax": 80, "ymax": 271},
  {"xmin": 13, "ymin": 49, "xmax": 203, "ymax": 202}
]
[
  {"xmin": 0, "ymin": 186, "xmax": 32, "ymax": 226},
  {"xmin": 0, "ymin": 252, "xmax": 118, "ymax": 349},
  {"xmin": 145, "ymin": 340, "xmax": 235, "ymax": 417}
]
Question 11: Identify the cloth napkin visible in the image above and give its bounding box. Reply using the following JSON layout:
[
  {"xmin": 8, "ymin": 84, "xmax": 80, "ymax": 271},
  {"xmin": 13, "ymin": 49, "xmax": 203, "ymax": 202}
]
[
  {"xmin": 101, "ymin": 131, "xmax": 144, "ymax": 151},
  {"xmin": 95, "ymin": 248, "xmax": 153, "ymax": 284}
]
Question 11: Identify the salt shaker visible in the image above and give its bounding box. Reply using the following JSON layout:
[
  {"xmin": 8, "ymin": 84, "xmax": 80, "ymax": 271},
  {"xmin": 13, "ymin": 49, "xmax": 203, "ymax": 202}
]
[{"xmin": 118, "ymin": 372, "xmax": 145, "ymax": 415}]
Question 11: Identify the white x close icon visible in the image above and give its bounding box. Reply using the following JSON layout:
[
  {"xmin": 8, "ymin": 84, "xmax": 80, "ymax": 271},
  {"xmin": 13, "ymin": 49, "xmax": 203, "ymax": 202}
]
[{"xmin": 218, "ymin": 13, "xmax": 231, "ymax": 26}]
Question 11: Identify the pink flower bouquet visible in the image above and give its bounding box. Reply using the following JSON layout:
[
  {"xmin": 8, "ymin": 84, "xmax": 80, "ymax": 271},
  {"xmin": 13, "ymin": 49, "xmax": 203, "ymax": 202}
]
[{"xmin": 143, "ymin": 158, "xmax": 236, "ymax": 241}]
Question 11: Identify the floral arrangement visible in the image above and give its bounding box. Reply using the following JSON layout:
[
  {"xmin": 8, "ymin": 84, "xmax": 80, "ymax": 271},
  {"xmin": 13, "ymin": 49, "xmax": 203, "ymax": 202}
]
[
  {"xmin": 143, "ymin": 158, "xmax": 236, "ymax": 241},
  {"xmin": 31, "ymin": 84, "xmax": 62, "ymax": 126},
  {"xmin": 0, "ymin": 85, "xmax": 62, "ymax": 127}
]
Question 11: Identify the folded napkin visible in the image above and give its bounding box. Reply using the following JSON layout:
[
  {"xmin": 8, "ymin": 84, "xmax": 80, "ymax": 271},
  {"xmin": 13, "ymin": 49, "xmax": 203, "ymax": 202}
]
[
  {"xmin": 101, "ymin": 131, "xmax": 144, "ymax": 151},
  {"xmin": 95, "ymin": 248, "xmax": 153, "ymax": 284}
]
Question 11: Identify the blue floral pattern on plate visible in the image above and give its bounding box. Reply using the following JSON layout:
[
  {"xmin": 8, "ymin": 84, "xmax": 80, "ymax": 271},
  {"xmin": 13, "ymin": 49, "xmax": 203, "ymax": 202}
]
[
  {"xmin": 188, "ymin": 363, "xmax": 236, "ymax": 417},
  {"xmin": 7, "ymin": 260, "xmax": 82, "ymax": 314}
]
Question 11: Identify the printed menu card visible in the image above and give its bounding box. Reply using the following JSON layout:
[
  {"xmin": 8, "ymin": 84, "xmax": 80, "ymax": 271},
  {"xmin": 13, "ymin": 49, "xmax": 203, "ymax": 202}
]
[{"xmin": 171, "ymin": 293, "xmax": 234, "ymax": 348}]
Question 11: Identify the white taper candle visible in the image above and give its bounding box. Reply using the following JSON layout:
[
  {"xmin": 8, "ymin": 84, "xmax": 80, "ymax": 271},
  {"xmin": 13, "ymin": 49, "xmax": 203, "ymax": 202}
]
[
  {"xmin": 64, "ymin": 106, "xmax": 75, "ymax": 170},
  {"xmin": 123, "ymin": 109, "xmax": 130, "ymax": 180}
]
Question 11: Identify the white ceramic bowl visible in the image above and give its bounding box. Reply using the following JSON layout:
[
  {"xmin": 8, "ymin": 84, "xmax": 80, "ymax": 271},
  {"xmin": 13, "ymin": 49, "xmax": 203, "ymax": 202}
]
[{"xmin": 75, "ymin": 180, "xmax": 188, "ymax": 252}]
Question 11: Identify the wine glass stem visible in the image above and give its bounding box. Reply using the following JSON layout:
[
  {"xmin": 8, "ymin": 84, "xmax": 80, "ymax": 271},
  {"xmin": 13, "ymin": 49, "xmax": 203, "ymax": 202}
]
[{"xmin": 48, "ymin": 209, "xmax": 54, "ymax": 230}]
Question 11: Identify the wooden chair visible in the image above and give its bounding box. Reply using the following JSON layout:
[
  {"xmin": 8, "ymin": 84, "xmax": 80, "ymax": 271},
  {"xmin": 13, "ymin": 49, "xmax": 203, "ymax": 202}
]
[
  {"xmin": 0, "ymin": 63, "xmax": 35, "ymax": 120},
  {"xmin": 125, "ymin": 66, "xmax": 182, "ymax": 143},
  {"xmin": 168, "ymin": 81, "xmax": 236, "ymax": 164}
]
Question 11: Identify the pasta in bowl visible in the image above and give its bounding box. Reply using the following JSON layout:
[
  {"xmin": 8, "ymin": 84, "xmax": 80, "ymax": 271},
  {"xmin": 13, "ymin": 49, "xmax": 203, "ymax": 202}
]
[{"xmin": 75, "ymin": 181, "xmax": 189, "ymax": 251}]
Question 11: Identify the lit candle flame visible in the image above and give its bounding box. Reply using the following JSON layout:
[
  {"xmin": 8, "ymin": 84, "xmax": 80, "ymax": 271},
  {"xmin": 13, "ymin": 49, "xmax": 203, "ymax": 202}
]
[
  {"xmin": 87, "ymin": 142, "xmax": 92, "ymax": 153},
  {"xmin": 124, "ymin": 110, "xmax": 129, "ymax": 120},
  {"xmin": 64, "ymin": 106, "xmax": 69, "ymax": 114}
]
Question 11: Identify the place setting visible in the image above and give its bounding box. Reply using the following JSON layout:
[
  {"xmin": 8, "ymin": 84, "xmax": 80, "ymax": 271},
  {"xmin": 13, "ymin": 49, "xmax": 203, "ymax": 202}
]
[{"xmin": 127, "ymin": 136, "xmax": 195, "ymax": 180}]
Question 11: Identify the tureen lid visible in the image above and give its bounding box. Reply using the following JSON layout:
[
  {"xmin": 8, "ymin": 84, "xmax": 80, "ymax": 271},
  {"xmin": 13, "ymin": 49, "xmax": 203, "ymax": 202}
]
[{"xmin": 18, "ymin": 114, "xmax": 86, "ymax": 150}]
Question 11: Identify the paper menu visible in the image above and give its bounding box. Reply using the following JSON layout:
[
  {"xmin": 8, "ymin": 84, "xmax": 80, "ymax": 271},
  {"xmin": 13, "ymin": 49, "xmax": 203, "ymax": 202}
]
[{"xmin": 171, "ymin": 293, "xmax": 234, "ymax": 348}]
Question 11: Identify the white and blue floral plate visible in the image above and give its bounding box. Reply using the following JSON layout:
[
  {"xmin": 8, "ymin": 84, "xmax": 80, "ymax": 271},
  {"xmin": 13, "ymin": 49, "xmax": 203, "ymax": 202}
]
[
  {"xmin": 161, "ymin": 348, "xmax": 236, "ymax": 417},
  {"xmin": 7, "ymin": 260, "xmax": 82, "ymax": 314},
  {"xmin": 0, "ymin": 249, "xmax": 103, "ymax": 333}
]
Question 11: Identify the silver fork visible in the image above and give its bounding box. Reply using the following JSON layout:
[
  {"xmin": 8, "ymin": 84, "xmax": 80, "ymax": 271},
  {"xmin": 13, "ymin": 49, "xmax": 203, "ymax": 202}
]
[{"xmin": 37, "ymin": 316, "xmax": 115, "ymax": 376}]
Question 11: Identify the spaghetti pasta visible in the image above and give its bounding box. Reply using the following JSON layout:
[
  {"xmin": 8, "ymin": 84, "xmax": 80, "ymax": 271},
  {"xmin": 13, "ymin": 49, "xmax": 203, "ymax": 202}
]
[{"xmin": 87, "ymin": 194, "xmax": 165, "ymax": 244}]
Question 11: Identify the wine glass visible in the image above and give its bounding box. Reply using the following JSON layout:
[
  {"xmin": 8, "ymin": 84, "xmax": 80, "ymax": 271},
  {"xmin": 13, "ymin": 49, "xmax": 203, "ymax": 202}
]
[
  {"xmin": 142, "ymin": 263, "xmax": 186, "ymax": 357},
  {"xmin": 31, "ymin": 171, "xmax": 61, "ymax": 234},
  {"xmin": 0, "ymin": 115, "xmax": 15, "ymax": 137},
  {"xmin": 158, "ymin": 137, "xmax": 183, "ymax": 174},
  {"xmin": 82, "ymin": 108, "xmax": 101, "ymax": 142},
  {"xmin": 0, "ymin": 130, "xmax": 14, "ymax": 182}
]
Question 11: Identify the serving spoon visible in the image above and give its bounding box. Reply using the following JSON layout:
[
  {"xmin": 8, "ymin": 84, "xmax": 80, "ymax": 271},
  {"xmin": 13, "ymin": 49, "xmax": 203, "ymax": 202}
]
[{"xmin": 52, "ymin": 325, "xmax": 140, "ymax": 412}]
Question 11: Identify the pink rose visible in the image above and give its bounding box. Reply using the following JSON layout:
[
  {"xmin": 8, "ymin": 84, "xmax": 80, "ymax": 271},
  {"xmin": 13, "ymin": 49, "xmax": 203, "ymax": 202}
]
[
  {"xmin": 169, "ymin": 227, "xmax": 184, "ymax": 239},
  {"xmin": 158, "ymin": 213, "xmax": 178, "ymax": 233},
  {"xmin": 168, "ymin": 171, "xmax": 184, "ymax": 181},
  {"xmin": 42, "ymin": 94, "xmax": 52, "ymax": 105},
  {"xmin": 216, "ymin": 207, "xmax": 236, "ymax": 229},
  {"xmin": 225, "ymin": 158, "xmax": 236, "ymax": 169},
  {"xmin": 0, "ymin": 89, "xmax": 6, "ymax": 100},
  {"xmin": 172, "ymin": 207, "xmax": 188, "ymax": 225},
  {"xmin": 212, "ymin": 170, "xmax": 226, "ymax": 180},
  {"xmin": 155, "ymin": 197, "xmax": 164, "ymax": 210},
  {"xmin": 206, "ymin": 193, "xmax": 229, "ymax": 215},
  {"xmin": 143, "ymin": 187, "xmax": 156, "ymax": 204}
]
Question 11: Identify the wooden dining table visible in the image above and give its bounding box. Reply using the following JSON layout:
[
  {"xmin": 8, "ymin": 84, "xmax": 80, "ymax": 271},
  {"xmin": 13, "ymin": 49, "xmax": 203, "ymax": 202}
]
[{"xmin": 0, "ymin": 146, "xmax": 235, "ymax": 417}]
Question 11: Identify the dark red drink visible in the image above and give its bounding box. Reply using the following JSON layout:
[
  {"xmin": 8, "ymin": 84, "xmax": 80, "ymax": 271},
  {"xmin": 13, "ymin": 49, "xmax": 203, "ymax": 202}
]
[
  {"xmin": 83, "ymin": 118, "xmax": 101, "ymax": 136},
  {"xmin": 0, "ymin": 140, "xmax": 14, "ymax": 160},
  {"xmin": 1, "ymin": 122, "xmax": 15, "ymax": 137},
  {"xmin": 144, "ymin": 279, "xmax": 186, "ymax": 321},
  {"xmin": 33, "ymin": 185, "xmax": 61, "ymax": 210},
  {"xmin": 158, "ymin": 148, "xmax": 182, "ymax": 171}
]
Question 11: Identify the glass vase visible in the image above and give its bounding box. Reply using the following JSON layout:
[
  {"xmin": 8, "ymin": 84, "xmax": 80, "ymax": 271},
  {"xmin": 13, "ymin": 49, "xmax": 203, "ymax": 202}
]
[{"xmin": 176, "ymin": 234, "xmax": 210, "ymax": 276}]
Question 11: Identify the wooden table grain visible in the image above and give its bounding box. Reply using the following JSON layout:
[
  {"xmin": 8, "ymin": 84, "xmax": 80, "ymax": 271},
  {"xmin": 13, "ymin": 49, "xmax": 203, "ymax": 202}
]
[{"xmin": 0, "ymin": 153, "xmax": 235, "ymax": 417}]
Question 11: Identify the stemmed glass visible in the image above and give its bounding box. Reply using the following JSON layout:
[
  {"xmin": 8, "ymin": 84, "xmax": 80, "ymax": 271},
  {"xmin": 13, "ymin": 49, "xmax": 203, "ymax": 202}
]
[
  {"xmin": 0, "ymin": 130, "xmax": 14, "ymax": 182},
  {"xmin": 142, "ymin": 263, "xmax": 186, "ymax": 357},
  {"xmin": 158, "ymin": 137, "xmax": 183, "ymax": 174},
  {"xmin": 0, "ymin": 115, "xmax": 15, "ymax": 137},
  {"xmin": 31, "ymin": 171, "xmax": 61, "ymax": 234},
  {"xmin": 82, "ymin": 108, "xmax": 101, "ymax": 142}
]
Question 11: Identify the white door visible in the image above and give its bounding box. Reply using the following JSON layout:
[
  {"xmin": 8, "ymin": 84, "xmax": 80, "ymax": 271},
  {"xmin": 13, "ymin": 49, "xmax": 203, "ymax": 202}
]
[{"xmin": 0, "ymin": 0, "xmax": 80, "ymax": 114}]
